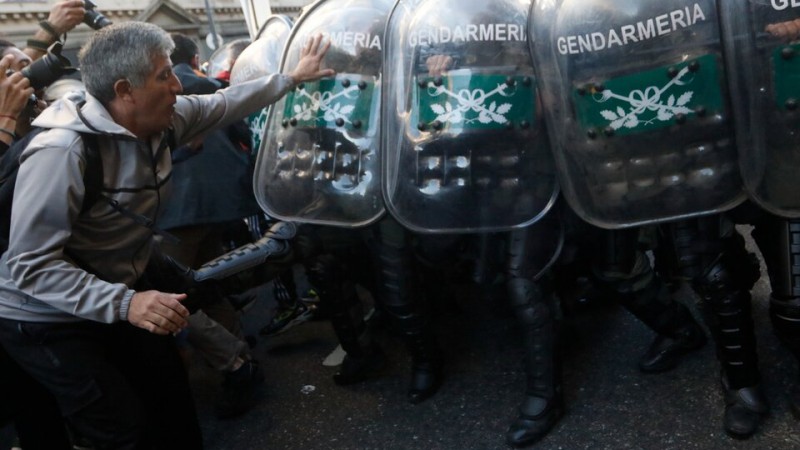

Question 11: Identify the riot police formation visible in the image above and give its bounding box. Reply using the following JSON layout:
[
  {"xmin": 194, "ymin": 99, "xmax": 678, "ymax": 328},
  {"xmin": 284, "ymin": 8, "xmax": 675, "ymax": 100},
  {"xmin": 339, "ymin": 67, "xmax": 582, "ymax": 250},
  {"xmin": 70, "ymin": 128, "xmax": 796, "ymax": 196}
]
[
  {"xmin": 232, "ymin": 0, "xmax": 800, "ymax": 446},
  {"xmin": 530, "ymin": 0, "xmax": 797, "ymax": 441},
  {"xmin": 383, "ymin": 0, "xmax": 711, "ymax": 447}
]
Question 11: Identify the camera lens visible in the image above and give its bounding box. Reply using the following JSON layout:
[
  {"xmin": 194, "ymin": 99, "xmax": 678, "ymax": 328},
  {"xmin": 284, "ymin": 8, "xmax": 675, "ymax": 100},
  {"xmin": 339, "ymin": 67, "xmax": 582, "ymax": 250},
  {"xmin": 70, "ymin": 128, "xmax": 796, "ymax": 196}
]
[
  {"xmin": 84, "ymin": 10, "xmax": 112, "ymax": 30},
  {"xmin": 83, "ymin": 0, "xmax": 112, "ymax": 30},
  {"xmin": 20, "ymin": 42, "xmax": 76, "ymax": 90}
]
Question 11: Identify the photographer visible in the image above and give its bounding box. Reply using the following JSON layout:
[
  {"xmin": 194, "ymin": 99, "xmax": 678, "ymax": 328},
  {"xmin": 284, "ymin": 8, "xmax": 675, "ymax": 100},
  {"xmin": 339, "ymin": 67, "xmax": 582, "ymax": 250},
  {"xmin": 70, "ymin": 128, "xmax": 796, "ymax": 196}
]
[
  {"xmin": 0, "ymin": 52, "xmax": 73, "ymax": 450},
  {"xmin": 0, "ymin": 54, "xmax": 32, "ymax": 150},
  {"xmin": 0, "ymin": 21, "xmax": 332, "ymax": 449}
]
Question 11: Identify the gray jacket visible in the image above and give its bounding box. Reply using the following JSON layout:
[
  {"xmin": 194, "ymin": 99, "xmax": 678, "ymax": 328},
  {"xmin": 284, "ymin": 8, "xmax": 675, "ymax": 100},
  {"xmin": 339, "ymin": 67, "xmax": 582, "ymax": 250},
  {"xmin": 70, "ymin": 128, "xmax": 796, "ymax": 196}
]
[{"xmin": 0, "ymin": 73, "xmax": 294, "ymax": 324}]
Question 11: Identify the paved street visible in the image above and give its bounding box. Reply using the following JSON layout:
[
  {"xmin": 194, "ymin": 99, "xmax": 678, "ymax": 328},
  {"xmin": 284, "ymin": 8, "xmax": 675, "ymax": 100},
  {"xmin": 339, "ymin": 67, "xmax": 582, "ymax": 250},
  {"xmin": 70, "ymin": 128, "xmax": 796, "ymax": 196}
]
[
  {"xmin": 194, "ymin": 242, "xmax": 800, "ymax": 449},
  {"xmin": 4, "ymin": 230, "xmax": 800, "ymax": 449}
]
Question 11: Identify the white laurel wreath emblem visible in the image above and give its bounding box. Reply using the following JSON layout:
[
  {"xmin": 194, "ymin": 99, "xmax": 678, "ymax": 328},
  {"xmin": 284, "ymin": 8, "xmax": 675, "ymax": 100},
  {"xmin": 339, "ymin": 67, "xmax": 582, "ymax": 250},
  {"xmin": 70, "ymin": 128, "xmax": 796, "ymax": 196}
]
[
  {"xmin": 424, "ymin": 81, "xmax": 514, "ymax": 125},
  {"xmin": 292, "ymin": 85, "xmax": 359, "ymax": 123},
  {"xmin": 594, "ymin": 65, "xmax": 695, "ymax": 130},
  {"xmin": 289, "ymin": 83, "xmax": 361, "ymax": 125}
]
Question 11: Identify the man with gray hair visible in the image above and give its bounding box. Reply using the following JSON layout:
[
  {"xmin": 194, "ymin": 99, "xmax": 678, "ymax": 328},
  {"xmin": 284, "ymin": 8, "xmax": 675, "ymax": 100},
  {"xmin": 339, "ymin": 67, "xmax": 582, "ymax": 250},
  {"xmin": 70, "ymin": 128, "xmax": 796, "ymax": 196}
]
[{"xmin": 0, "ymin": 21, "xmax": 332, "ymax": 449}]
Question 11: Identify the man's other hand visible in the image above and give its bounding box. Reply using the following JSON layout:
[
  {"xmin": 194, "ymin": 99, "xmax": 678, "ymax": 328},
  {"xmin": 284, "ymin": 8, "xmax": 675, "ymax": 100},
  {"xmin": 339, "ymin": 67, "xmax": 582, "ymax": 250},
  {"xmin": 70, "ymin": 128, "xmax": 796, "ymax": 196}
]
[{"xmin": 129, "ymin": 291, "xmax": 190, "ymax": 335}]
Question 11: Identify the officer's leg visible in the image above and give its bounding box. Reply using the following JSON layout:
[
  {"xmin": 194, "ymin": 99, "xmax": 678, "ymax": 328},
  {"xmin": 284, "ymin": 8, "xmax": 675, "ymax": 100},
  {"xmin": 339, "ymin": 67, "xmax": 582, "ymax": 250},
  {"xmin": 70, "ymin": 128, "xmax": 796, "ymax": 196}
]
[
  {"xmin": 370, "ymin": 217, "xmax": 443, "ymax": 404},
  {"xmin": 305, "ymin": 252, "xmax": 386, "ymax": 385},
  {"xmin": 592, "ymin": 228, "xmax": 706, "ymax": 373},
  {"xmin": 752, "ymin": 216, "xmax": 800, "ymax": 417},
  {"xmin": 504, "ymin": 227, "xmax": 563, "ymax": 448},
  {"xmin": 672, "ymin": 217, "xmax": 765, "ymax": 438}
]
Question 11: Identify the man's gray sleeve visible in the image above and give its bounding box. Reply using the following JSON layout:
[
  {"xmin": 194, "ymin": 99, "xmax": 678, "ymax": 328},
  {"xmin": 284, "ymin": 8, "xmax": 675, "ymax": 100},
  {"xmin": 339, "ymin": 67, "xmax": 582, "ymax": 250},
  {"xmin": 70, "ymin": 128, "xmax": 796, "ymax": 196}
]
[
  {"xmin": 171, "ymin": 73, "xmax": 295, "ymax": 146},
  {"xmin": 6, "ymin": 138, "xmax": 134, "ymax": 323}
]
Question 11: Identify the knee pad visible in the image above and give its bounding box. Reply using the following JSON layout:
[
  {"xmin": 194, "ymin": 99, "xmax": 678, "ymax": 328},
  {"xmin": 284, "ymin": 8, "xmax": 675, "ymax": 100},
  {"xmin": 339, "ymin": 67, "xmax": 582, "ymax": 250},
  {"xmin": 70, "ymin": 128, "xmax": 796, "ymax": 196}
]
[
  {"xmin": 694, "ymin": 232, "xmax": 759, "ymax": 299},
  {"xmin": 507, "ymin": 278, "xmax": 554, "ymax": 328}
]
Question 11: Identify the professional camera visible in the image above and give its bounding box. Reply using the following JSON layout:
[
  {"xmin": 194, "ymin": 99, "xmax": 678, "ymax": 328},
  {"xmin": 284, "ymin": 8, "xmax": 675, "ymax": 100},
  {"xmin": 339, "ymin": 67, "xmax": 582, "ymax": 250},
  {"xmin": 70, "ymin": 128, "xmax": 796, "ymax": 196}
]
[
  {"xmin": 83, "ymin": 0, "xmax": 112, "ymax": 30},
  {"xmin": 20, "ymin": 42, "xmax": 77, "ymax": 91}
]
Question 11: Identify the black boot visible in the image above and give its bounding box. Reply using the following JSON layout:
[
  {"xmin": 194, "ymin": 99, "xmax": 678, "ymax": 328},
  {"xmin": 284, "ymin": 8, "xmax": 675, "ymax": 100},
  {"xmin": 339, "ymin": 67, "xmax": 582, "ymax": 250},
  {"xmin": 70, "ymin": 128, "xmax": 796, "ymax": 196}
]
[
  {"xmin": 333, "ymin": 345, "xmax": 387, "ymax": 386},
  {"xmin": 305, "ymin": 254, "xmax": 387, "ymax": 386},
  {"xmin": 215, "ymin": 359, "xmax": 265, "ymax": 419},
  {"xmin": 639, "ymin": 319, "xmax": 707, "ymax": 373},
  {"xmin": 407, "ymin": 360, "xmax": 443, "ymax": 404},
  {"xmin": 505, "ymin": 277, "xmax": 562, "ymax": 447},
  {"xmin": 405, "ymin": 332, "xmax": 443, "ymax": 404},
  {"xmin": 506, "ymin": 391, "xmax": 564, "ymax": 448},
  {"xmin": 594, "ymin": 238, "xmax": 705, "ymax": 373},
  {"xmin": 722, "ymin": 377, "xmax": 768, "ymax": 439},
  {"xmin": 700, "ymin": 284, "xmax": 764, "ymax": 439}
]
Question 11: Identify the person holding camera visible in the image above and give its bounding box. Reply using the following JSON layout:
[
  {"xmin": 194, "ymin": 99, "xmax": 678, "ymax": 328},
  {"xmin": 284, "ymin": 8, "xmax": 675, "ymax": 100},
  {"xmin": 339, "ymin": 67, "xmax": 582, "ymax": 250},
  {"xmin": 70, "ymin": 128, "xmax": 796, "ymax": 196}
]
[
  {"xmin": 0, "ymin": 41, "xmax": 37, "ymax": 145},
  {"xmin": 23, "ymin": 0, "xmax": 87, "ymax": 60},
  {"xmin": 0, "ymin": 21, "xmax": 332, "ymax": 449},
  {"xmin": 0, "ymin": 54, "xmax": 32, "ymax": 151},
  {"xmin": 0, "ymin": 52, "xmax": 76, "ymax": 450}
]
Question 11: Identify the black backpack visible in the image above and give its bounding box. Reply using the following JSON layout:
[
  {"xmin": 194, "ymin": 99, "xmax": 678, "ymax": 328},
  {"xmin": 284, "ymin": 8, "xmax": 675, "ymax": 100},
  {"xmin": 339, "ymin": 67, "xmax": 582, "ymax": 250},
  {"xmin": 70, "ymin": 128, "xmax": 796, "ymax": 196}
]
[{"xmin": 0, "ymin": 128, "xmax": 103, "ymax": 255}]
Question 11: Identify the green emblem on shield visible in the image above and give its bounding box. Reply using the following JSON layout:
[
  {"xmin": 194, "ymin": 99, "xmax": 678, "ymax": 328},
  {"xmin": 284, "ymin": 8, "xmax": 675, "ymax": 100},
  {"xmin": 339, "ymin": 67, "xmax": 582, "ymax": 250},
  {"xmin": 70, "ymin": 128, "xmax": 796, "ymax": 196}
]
[
  {"xmin": 282, "ymin": 74, "xmax": 375, "ymax": 131},
  {"xmin": 573, "ymin": 54, "xmax": 724, "ymax": 136},
  {"xmin": 414, "ymin": 74, "xmax": 536, "ymax": 131},
  {"xmin": 773, "ymin": 43, "xmax": 800, "ymax": 111}
]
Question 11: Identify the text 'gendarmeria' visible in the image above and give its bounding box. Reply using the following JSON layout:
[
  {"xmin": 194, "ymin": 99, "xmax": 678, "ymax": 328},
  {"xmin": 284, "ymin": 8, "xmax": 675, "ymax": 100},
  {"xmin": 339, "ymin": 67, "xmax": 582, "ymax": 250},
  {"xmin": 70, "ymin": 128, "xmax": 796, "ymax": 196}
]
[{"xmin": 556, "ymin": 3, "xmax": 708, "ymax": 55}]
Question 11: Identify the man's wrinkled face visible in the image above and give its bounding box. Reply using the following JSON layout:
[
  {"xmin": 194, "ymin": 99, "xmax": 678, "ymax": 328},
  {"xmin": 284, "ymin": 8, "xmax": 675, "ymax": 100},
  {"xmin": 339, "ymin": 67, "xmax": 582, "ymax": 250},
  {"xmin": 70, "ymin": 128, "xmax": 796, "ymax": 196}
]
[
  {"xmin": 129, "ymin": 52, "xmax": 182, "ymax": 138},
  {"xmin": 2, "ymin": 47, "xmax": 32, "ymax": 72}
]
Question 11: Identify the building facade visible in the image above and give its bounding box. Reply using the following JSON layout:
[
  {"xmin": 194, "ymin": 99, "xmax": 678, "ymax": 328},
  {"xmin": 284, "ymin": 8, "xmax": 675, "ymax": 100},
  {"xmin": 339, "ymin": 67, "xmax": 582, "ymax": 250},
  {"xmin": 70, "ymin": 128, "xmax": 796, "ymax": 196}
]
[{"xmin": 0, "ymin": 0, "xmax": 312, "ymax": 60}]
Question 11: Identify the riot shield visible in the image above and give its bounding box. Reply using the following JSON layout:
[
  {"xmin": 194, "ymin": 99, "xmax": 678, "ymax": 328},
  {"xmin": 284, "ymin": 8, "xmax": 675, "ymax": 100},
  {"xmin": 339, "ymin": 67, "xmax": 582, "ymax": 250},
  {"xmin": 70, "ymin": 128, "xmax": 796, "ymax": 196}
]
[
  {"xmin": 207, "ymin": 39, "xmax": 251, "ymax": 82},
  {"xmin": 720, "ymin": 1, "xmax": 800, "ymax": 217},
  {"xmin": 230, "ymin": 15, "xmax": 294, "ymax": 153},
  {"xmin": 254, "ymin": 0, "xmax": 393, "ymax": 228},
  {"xmin": 531, "ymin": 0, "xmax": 745, "ymax": 229},
  {"xmin": 382, "ymin": 0, "xmax": 559, "ymax": 233}
]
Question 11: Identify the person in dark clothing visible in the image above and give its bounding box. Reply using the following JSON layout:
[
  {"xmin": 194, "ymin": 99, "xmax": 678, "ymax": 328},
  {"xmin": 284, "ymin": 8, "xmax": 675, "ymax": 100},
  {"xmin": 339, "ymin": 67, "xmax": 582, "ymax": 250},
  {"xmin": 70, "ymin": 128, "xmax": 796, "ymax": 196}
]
[
  {"xmin": 159, "ymin": 32, "xmax": 267, "ymax": 419},
  {"xmin": 169, "ymin": 33, "xmax": 223, "ymax": 93}
]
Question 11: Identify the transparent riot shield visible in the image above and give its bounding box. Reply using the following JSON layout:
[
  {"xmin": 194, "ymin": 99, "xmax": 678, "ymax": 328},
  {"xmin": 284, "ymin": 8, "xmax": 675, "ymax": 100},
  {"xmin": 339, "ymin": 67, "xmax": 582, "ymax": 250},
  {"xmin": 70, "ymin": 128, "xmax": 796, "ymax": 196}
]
[
  {"xmin": 207, "ymin": 39, "xmax": 251, "ymax": 82},
  {"xmin": 254, "ymin": 0, "xmax": 393, "ymax": 228},
  {"xmin": 531, "ymin": 0, "xmax": 745, "ymax": 229},
  {"xmin": 382, "ymin": 0, "xmax": 559, "ymax": 233},
  {"xmin": 230, "ymin": 15, "xmax": 294, "ymax": 153},
  {"xmin": 720, "ymin": 1, "xmax": 800, "ymax": 218}
]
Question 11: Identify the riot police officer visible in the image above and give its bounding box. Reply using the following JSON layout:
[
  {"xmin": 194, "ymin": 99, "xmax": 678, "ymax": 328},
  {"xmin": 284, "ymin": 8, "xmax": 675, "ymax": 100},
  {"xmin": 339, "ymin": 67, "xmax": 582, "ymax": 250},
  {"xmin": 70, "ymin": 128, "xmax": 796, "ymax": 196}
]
[
  {"xmin": 531, "ymin": 0, "xmax": 766, "ymax": 439},
  {"xmin": 253, "ymin": 0, "xmax": 445, "ymax": 404},
  {"xmin": 719, "ymin": 0, "xmax": 800, "ymax": 436}
]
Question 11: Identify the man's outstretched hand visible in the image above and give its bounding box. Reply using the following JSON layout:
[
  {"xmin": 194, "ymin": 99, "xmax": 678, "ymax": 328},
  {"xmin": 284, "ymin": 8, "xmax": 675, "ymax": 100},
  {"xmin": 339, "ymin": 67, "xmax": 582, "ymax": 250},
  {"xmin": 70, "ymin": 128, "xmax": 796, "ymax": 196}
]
[{"xmin": 289, "ymin": 34, "xmax": 336, "ymax": 84}]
